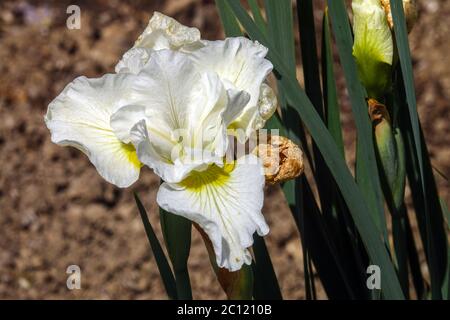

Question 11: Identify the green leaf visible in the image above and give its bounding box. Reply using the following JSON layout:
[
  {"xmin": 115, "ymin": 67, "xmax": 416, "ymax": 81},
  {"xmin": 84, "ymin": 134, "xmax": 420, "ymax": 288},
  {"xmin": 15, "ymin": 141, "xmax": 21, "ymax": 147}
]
[
  {"xmin": 322, "ymin": 8, "xmax": 344, "ymax": 155},
  {"xmin": 392, "ymin": 208, "xmax": 410, "ymax": 297},
  {"xmin": 215, "ymin": 0, "xmax": 242, "ymax": 37},
  {"xmin": 252, "ymin": 234, "xmax": 283, "ymax": 300},
  {"xmin": 133, "ymin": 193, "xmax": 177, "ymax": 300},
  {"xmin": 300, "ymin": 178, "xmax": 360, "ymax": 299},
  {"xmin": 263, "ymin": 0, "xmax": 306, "ymax": 147},
  {"xmin": 254, "ymin": 4, "xmax": 365, "ymax": 299},
  {"xmin": 441, "ymin": 198, "xmax": 450, "ymax": 231},
  {"xmin": 439, "ymin": 199, "xmax": 450, "ymax": 299},
  {"xmin": 264, "ymin": 0, "xmax": 296, "ymax": 73},
  {"xmin": 248, "ymin": 0, "xmax": 267, "ymax": 34},
  {"xmin": 298, "ymin": 0, "xmax": 324, "ymax": 117},
  {"xmin": 297, "ymin": 0, "xmax": 332, "ymax": 229},
  {"xmin": 160, "ymin": 208, "xmax": 193, "ymax": 300},
  {"xmin": 320, "ymin": 11, "xmax": 372, "ymax": 298},
  {"xmin": 321, "ymin": 8, "xmax": 352, "ymax": 254},
  {"xmin": 284, "ymin": 179, "xmax": 315, "ymax": 300},
  {"xmin": 263, "ymin": 0, "xmax": 315, "ymax": 299},
  {"xmin": 321, "ymin": 12, "xmax": 361, "ymax": 279},
  {"xmin": 226, "ymin": 0, "xmax": 404, "ymax": 299},
  {"xmin": 400, "ymin": 110, "xmax": 448, "ymax": 300},
  {"xmin": 390, "ymin": 0, "xmax": 447, "ymax": 299},
  {"xmin": 389, "ymin": 0, "xmax": 422, "ymax": 181},
  {"xmin": 265, "ymin": 112, "xmax": 287, "ymax": 137},
  {"xmin": 405, "ymin": 213, "xmax": 425, "ymax": 299}
]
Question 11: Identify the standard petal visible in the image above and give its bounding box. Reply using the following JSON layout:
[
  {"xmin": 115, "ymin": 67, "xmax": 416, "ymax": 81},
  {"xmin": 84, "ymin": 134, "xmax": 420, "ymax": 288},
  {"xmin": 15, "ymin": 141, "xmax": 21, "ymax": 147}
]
[
  {"xmin": 129, "ymin": 119, "xmax": 200, "ymax": 183},
  {"xmin": 115, "ymin": 12, "xmax": 204, "ymax": 74},
  {"xmin": 110, "ymin": 104, "xmax": 147, "ymax": 143},
  {"xmin": 135, "ymin": 12, "xmax": 203, "ymax": 51},
  {"xmin": 189, "ymin": 37, "xmax": 274, "ymax": 137},
  {"xmin": 45, "ymin": 74, "xmax": 141, "ymax": 187},
  {"xmin": 115, "ymin": 47, "xmax": 152, "ymax": 74},
  {"xmin": 157, "ymin": 154, "xmax": 269, "ymax": 271},
  {"xmin": 124, "ymin": 50, "xmax": 239, "ymax": 182},
  {"xmin": 133, "ymin": 50, "xmax": 214, "ymax": 131}
]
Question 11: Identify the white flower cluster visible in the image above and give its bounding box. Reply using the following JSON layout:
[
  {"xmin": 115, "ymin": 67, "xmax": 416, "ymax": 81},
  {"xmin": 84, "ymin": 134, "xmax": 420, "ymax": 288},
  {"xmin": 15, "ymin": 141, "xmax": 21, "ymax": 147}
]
[{"xmin": 45, "ymin": 12, "xmax": 278, "ymax": 271}]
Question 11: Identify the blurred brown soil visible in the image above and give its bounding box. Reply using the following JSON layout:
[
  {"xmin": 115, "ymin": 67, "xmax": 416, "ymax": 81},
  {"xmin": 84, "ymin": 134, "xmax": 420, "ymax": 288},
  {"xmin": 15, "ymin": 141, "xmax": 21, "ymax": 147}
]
[{"xmin": 0, "ymin": 0, "xmax": 448, "ymax": 299}]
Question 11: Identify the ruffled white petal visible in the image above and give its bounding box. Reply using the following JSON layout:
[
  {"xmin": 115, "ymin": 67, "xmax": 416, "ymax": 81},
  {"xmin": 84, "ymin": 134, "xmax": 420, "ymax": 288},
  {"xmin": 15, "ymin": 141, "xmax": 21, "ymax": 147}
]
[
  {"xmin": 112, "ymin": 50, "xmax": 249, "ymax": 183},
  {"xmin": 223, "ymin": 88, "xmax": 251, "ymax": 127},
  {"xmin": 45, "ymin": 74, "xmax": 141, "ymax": 188},
  {"xmin": 189, "ymin": 37, "xmax": 274, "ymax": 137},
  {"xmin": 135, "ymin": 12, "xmax": 203, "ymax": 51},
  {"xmin": 258, "ymin": 83, "xmax": 277, "ymax": 121},
  {"xmin": 115, "ymin": 47, "xmax": 152, "ymax": 74},
  {"xmin": 157, "ymin": 155, "xmax": 269, "ymax": 271},
  {"xmin": 115, "ymin": 12, "xmax": 204, "ymax": 74}
]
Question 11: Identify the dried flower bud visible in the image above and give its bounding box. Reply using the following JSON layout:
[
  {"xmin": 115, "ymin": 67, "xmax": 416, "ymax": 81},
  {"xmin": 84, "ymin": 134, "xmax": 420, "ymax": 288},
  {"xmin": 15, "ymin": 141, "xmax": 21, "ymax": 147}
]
[
  {"xmin": 368, "ymin": 98, "xmax": 391, "ymax": 123},
  {"xmin": 380, "ymin": 0, "xmax": 418, "ymax": 33},
  {"xmin": 253, "ymin": 135, "xmax": 304, "ymax": 185}
]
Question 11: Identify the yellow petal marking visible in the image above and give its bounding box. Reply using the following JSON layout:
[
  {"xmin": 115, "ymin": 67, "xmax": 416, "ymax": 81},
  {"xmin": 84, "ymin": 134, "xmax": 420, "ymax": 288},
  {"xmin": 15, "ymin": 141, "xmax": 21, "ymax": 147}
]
[
  {"xmin": 121, "ymin": 143, "xmax": 142, "ymax": 169},
  {"xmin": 180, "ymin": 162, "xmax": 235, "ymax": 192}
]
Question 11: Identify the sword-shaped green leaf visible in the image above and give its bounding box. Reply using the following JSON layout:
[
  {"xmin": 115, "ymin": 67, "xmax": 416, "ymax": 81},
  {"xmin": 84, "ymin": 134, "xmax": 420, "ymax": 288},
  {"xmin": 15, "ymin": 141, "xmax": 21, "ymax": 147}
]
[
  {"xmin": 390, "ymin": 0, "xmax": 447, "ymax": 299},
  {"xmin": 160, "ymin": 208, "xmax": 193, "ymax": 300},
  {"xmin": 327, "ymin": 0, "xmax": 388, "ymax": 246},
  {"xmin": 133, "ymin": 193, "xmax": 177, "ymax": 300}
]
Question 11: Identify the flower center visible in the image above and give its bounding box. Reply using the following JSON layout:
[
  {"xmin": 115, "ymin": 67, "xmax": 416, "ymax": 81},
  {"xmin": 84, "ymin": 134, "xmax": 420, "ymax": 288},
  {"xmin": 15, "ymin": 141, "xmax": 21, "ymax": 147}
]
[{"xmin": 180, "ymin": 162, "xmax": 235, "ymax": 191}]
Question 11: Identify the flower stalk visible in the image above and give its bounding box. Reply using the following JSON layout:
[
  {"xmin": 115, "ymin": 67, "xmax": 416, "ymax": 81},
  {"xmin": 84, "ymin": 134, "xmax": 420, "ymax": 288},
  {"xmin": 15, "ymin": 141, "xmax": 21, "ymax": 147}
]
[{"xmin": 368, "ymin": 99, "xmax": 406, "ymax": 214}]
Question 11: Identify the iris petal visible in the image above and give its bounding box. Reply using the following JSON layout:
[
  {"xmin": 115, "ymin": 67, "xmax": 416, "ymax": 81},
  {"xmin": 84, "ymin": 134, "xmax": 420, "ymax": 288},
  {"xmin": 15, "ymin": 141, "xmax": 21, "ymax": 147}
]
[
  {"xmin": 157, "ymin": 155, "xmax": 269, "ymax": 271},
  {"xmin": 45, "ymin": 74, "xmax": 141, "ymax": 187}
]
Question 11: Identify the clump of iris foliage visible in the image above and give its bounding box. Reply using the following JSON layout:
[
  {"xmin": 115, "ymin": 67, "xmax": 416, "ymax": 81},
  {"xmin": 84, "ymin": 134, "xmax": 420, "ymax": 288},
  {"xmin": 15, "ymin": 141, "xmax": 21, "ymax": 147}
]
[{"xmin": 136, "ymin": 0, "xmax": 448, "ymax": 300}]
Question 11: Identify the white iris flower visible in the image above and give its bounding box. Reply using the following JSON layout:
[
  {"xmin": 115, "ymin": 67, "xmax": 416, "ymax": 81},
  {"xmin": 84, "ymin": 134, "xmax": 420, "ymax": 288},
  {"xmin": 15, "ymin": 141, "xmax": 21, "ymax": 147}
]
[
  {"xmin": 46, "ymin": 12, "xmax": 278, "ymax": 271},
  {"xmin": 112, "ymin": 50, "xmax": 269, "ymax": 271}
]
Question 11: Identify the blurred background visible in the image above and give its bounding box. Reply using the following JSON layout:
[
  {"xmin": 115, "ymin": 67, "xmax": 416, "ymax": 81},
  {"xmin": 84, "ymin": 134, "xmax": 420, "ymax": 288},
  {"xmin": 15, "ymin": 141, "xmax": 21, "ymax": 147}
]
[{"xmin": 0, "ymin": 0, "xmax": 448, "ymax": 299}]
